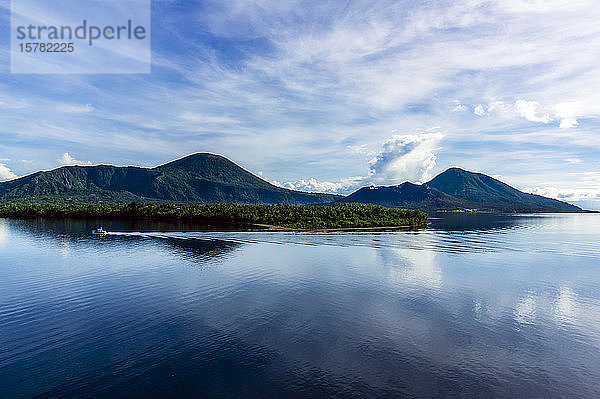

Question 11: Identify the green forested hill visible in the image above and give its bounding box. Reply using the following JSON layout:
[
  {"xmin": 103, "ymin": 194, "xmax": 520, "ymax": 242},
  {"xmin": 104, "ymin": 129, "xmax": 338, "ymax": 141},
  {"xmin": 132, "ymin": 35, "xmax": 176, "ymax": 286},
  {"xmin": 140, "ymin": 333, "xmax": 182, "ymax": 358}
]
[
  {"xmin": 340, "ymin": 168, "xmax": 582, "ymax": 212},
  {"xmin": 0, "ymin": 155, "xmax": 583, "ymax": 212},
  {"xmin": 0, "ymin": 153, "xmax": 340, "ymax": 205},
  {"xmin": 426, "ymin": 168, "xmax": 581, "ymax": 211},
  {"xmin": 336, "ymin": 182, "xmax": 473, "ymax": 210}
]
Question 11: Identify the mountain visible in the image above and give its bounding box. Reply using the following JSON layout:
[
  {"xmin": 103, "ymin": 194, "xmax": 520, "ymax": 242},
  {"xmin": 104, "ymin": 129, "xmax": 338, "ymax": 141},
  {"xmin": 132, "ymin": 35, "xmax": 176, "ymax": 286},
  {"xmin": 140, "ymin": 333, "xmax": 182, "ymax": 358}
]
[
  {"xmin": 0, "ymin": 157, "xmax": 583, "ymax": 212},
  {"xmin": 336, "ymin": 182, "xmax": 472, "ymax": 210},
  {"xmin": 0, "ymin": 153, "xmax": 340, "ymax": 205},
  {"xmin": 340, "ymin": 168, "xmax": 582, "ymax": 212}
]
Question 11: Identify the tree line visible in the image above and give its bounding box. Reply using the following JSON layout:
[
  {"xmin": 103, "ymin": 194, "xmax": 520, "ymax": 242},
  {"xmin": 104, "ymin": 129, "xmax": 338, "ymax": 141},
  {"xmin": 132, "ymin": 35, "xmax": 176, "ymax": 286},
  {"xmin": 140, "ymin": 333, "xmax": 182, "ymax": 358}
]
[{"xmin": 0, "ymin": 202, "xmax": 427, "ymax": 229}]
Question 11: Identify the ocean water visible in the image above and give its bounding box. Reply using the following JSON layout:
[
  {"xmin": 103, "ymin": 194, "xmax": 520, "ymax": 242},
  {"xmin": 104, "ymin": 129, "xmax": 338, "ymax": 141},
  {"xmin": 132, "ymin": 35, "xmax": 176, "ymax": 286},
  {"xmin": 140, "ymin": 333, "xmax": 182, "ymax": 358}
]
[{"xmin": 0, "ymin": 213, "xmax": 599, "ymax": 398}]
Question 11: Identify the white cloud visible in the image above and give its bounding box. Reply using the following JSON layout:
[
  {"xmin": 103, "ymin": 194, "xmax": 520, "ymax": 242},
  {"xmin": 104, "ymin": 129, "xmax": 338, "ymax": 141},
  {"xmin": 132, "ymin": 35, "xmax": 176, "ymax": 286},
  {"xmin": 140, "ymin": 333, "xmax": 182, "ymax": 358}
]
[
  {"xmin": 368, "ymin": 132, "xmax": 444, "ymax": 184},
  {"xmin": 524, "ymin": 186, "xmax": 600, "ymax": 202},
  {"xmin": 274, "ymin": 131, "xmax": 444, "ymax": 193},
  {"xmin": 58, "ymin": 153, "xmax": 92, "ymax": 166},
  {"xmin": 0, "ymin": 164, "xmax": 18, "ymax": 182},
  {"xmin": 519, "ymin": 171, "xmax": 600, "ymax": 210},
  {"xmin": 487, "ymin": 101, "xmax": 507, "ymax": 112},
  {"xmin": 452, "ymin": 100, "xmax": 467, "ymax": 112},
  {"xmin": 515, "ymin": 100, "xmax": 553, "ymax": 123},
  {"xmin": 0, "ymin": 94, "xmax": 28, "ymax": 110},
  {"xmin": 559, "ymin": 119, "xmax": 578, "ymax": 129},
  {"xmin": 555, "ymin": 102, "xmax": 579, "ymax": 128},
  {"xmin": 273, "ymin": 177, "xmax": 363, "ymax": 194},
  {"xmin": 56, "ymin": 103, "xmax": 94, "ymax": 114},
  {"xmin": 564, "ymin": 158, "xmax": 582, "ymax": 164},
  {"xmin": 346, "ymin": 144, "xmax": 369, "ymax": 154},
  {"xmin": 500, "ymin": 0, "xmax": 593, "ymax": 14},
  {"xmin": 177, "ymin": 112, "xmax": 239, "ymax": 126},
  {"xmin": 477, "ymin": 99, "xmax": 580, "ymax": 128}
]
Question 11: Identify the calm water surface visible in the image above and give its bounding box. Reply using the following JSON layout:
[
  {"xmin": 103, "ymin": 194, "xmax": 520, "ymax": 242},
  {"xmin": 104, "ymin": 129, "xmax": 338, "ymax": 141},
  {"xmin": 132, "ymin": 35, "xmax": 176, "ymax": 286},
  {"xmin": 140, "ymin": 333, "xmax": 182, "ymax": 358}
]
[{"xmin": 0, "ymin": 213, "xmax": 599, "ymax": 398}]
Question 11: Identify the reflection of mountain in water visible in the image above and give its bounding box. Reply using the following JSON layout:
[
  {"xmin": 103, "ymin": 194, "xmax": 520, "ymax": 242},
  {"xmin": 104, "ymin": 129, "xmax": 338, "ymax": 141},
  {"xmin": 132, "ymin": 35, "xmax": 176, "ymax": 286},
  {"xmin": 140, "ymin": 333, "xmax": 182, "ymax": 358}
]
[
  {"xmin": 11, "ymin": 217, "xmax": 249, "ymax": 236},
  {"xmin": 157, "ymin": 237, "xmax": 240, "ymax": 262},
  {"xmin": 427, "ymin": 212, "xmax": 526, "ymax": 231},
  {"xmin": 5, "ymin": 218, "xmax": 241, "ymax": 262}
]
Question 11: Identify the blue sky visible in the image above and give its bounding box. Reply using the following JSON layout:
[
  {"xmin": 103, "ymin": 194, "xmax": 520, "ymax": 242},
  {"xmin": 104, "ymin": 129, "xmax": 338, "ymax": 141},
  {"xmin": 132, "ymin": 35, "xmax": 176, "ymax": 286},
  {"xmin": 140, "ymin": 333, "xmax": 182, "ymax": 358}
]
[{"xmin": 1, "ymin": 0, "xmax": 599, "ymax": 209}]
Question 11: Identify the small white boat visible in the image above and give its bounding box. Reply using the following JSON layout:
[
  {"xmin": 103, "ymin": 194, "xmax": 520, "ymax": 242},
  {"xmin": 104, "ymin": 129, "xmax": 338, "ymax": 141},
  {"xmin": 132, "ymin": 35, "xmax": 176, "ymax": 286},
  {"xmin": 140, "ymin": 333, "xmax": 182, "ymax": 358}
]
[{"xmin": 92, "ymin": 227, "xmax": 107, "ymax": 236}]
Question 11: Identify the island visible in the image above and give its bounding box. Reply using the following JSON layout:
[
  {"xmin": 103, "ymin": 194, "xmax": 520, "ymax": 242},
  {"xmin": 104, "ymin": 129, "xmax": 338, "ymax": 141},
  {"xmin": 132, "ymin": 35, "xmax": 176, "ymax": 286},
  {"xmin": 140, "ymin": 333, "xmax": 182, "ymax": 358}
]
[{"xmin": 0, "ymin": 203, "xmax": 428, "ymax": 230}]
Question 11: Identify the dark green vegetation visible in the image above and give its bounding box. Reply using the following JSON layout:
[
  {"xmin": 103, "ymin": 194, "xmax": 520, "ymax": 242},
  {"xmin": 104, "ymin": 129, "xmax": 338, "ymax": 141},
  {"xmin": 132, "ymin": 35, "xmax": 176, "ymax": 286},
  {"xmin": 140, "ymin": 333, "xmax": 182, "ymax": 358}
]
[
  {"xmin": 0, "ymin": 153, "xmax": 582, "ymax": 212},
  {"xmin": 0, "ymin": 153, "xmax": 340, "ymax": 205},
  {"xmin": 339, "ymin": 168, "xmax": 582, "ymax": 212},
  {"xmin": 0, "ymin": 203, "xmax": 427, "ymax": 230}
]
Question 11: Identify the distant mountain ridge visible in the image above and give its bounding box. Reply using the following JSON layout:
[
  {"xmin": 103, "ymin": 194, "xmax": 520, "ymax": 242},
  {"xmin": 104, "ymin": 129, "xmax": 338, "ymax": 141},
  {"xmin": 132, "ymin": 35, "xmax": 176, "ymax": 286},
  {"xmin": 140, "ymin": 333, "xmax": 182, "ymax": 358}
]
[
  {"xmin": 339, "ymin": 167, "xmax": 581, "ymax": 212},
  {"xmin": 0, "ymin": 155, "xmax": 583, "ymax": 212},
  {"xmin": 0, "ymin": 153, "xmax": 340, "ymax": 205}
]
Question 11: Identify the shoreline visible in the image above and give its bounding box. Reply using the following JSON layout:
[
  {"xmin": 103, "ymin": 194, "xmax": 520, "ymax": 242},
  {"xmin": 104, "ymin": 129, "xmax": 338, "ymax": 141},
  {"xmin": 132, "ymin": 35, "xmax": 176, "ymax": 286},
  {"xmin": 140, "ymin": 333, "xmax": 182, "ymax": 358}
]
[
  {"xmin": 251, "ymin": 223, "xmax": 425, "ymax": 232},
  {"xmin": 0, "ymin": 216, "xmax": 426, "ymax": 233},
  {"xmin": 0, "ymin": 203, "xmax": 428, "ymax": 231}
]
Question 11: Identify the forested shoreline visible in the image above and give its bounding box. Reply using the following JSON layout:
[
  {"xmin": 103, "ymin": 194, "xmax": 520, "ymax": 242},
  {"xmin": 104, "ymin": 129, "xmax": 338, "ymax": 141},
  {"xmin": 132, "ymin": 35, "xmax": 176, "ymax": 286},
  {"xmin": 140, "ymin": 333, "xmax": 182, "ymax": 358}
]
[{"xmin": 0, "ymin": 202, "xmax": 427, "ymax": 230}]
